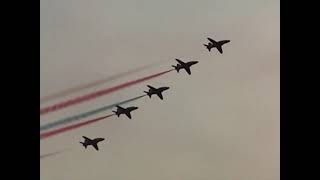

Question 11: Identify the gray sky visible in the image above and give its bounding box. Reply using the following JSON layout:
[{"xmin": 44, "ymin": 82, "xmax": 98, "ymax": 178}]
[{"xmin": 40, "ymin": 0, "xmax": 279, "ymax": 179}]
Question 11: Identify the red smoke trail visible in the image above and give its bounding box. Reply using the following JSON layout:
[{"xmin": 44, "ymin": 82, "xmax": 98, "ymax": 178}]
[
  {"xmin": 40, "ymin": 69, "xmax": 173, "ymax": 115},
  {"xmin": 40, "ymin": 114, "xmax": 114, "ymax": 139},
  {"xmin": 40, "ymin": 60, "xmax": 168, "ymax": 104},
  {"xmin": 40, "ymin": 149, "xmax": 67, "ymax": 159}
]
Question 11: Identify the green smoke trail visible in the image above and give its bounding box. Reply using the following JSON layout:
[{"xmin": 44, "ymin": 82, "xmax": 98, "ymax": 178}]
[{"xmin": 40, "ymin": 95, "xmax": 146, "ymax": 131}]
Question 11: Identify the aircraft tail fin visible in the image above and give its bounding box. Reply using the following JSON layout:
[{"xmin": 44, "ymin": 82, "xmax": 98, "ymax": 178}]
[
  {"xmin": 144, "ymin": 91, "xmax": 152, "ymax": 98},
  {"xmin": 204, "ymin": 44, "xmax": 211, "ymax": 51},
  {"xmin": 172, "ymin": 65, "xmax": 179, "ymax": 72},
  {"xmin": 80, "ymin": 142, "xmax": 88, "ymax": 148},
  {"xmin": 112, "ymin": 110, "xmax": 120, "ymax": 117}
]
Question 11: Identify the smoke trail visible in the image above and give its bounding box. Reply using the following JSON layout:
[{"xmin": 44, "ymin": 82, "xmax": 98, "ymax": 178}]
[
  {"xmin": 40, "ymin": 150, "xmax": 65, "ymax": 159},
  {"xmin": 40, "ymin": 94, "xmax": 146, "ymax": 131},
  {"xmin": 40, "ymin": 60, "xmax": 168, "ymax": 104},
  {"xmin": 40, "ymin": 69, "xmax": 173, "ymax": 115},
  {"xmin": 40, "ymin": 114, "xmax": 114, "ymax": 139}
]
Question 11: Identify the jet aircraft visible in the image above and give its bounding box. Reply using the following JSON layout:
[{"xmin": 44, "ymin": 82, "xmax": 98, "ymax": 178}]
[
  {"xmin": 144, "ymin": 85, "xmax": 170, "ymax": 100},
  {"xmin": 112, "ymin": 105, "xmax": 138, "ymax": 119},
  {"xmin": 204, "ymin": 37, "xmax": 230, "ymax": 54},
  {"xmin": 80, "ymin": 136, "xmax": 105, "ymax": 151},
  {"xmin": 172, "ymin": 59, "xmax": 198, "ymax": 75}
]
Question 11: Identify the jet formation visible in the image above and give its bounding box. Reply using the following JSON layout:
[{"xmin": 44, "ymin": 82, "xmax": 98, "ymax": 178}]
[{"xmin": 79, "ymin": 37, "xmax": 229, "ymax": 151}]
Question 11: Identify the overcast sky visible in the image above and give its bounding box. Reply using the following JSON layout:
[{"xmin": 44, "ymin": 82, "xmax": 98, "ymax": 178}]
[{"xmin": 40, "ymin": 0, "xmax": 279, "ymax": 179}]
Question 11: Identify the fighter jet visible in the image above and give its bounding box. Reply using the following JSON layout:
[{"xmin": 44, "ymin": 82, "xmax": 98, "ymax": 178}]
[
  {"xmin": 172, "ymin": 59, "xmax": 198, "ymax": 75},
  {"xmin": 112, "ymin": 105, "xmax": 138, "ymax": 119},
  {"xmin": 144, "ymin": 85, "xmax": 170, "ymax": 100},
  {"xmin": 204, "ymin": 38, "xmax": 230, "ymax": 54},
  {"xmin": 80, "ymin": 136, "xmax": 105, "ymax": 151}
]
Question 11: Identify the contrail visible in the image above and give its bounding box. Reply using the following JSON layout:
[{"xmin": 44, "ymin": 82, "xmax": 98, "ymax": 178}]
[
  {"xmin": 40, "ymin": 94, "xmax": 146, "ymax": 131},
  {"xmin": 40, "ymin": 114, "xmax": 115, "ymax": 139},
  {"xmin": 40, "ymin": 150, "xmax": 66, "ymax": 159},
  {"xmin": 40, "ymin": 69, "xmax": 174, "ymax": 115},
  {"xmin": 40, "ymin": 60, "xmax": 168, "ymax": 104}
]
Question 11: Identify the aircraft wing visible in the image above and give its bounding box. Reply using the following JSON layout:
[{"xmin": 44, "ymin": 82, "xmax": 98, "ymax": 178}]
[
  {"xmin": 116, "ymin": 105, "xmax": 124, "ymax": 110},
  {"xmin": 184, "ymin": 67, "xmax": 191, "ymax": 75},
  {"xmin": 92, "ymin": 144, "xmax": 99, "ymax": 151},
  {"xmin": 125, "ymin": 112, "xmax": 132, "ymax": 119},
  {"xmin": 157, "ymin": 93, "xmax": 163, "ymax": 100},
  {"xmin": 175, "ymin": 59, "xmax": 185, "ymax": 65},
  {"xmin": 219, "ymin": 40, "xmax": 230, "ymax": 45},
  {"xmin": 147, "ymin": 85, "xmax": 156, "ymax": 90},
  {"xmin": 82, "ymin": 136, "xmax": 91, "ymax": 141},
  {"xmin": 207, "ymin": 38, "xmax": 216, "ymax": 43},
  {"xmin": 216, "ymin": 46, "xmax": 223, "ymax": 54}
]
